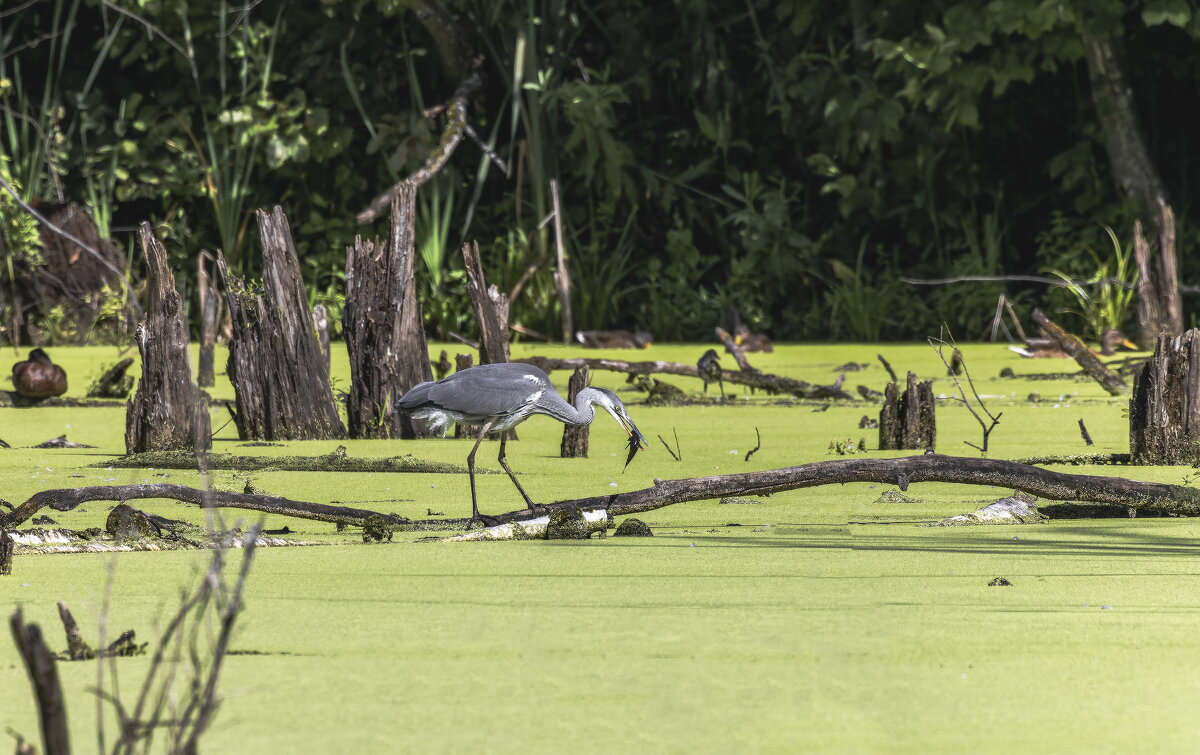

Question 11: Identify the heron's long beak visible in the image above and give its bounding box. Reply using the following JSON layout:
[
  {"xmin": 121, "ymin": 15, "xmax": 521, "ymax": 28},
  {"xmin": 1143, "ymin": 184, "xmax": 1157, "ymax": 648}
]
[{"xmin": 608, "ymin": 408, "xmax": 646, "ymax": 449}]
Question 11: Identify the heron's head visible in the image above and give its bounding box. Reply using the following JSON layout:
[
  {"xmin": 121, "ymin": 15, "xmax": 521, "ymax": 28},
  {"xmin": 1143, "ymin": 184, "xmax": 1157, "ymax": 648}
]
[{"xmin": 589, "ymin": 388, "xmax": 646, "ymax": 449}]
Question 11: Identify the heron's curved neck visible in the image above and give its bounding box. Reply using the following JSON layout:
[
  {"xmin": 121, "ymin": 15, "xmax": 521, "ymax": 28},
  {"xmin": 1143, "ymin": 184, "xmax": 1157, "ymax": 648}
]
[{"xmin": 549, "ymin": 387, "xmax": 605, "ymax": 425}]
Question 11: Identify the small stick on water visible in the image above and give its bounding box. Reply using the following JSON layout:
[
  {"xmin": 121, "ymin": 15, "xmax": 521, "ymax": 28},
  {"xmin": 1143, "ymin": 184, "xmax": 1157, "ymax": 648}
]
[
  {"xmin": 658, "ymin": 435, "xmax": 680, "ymax": 462},
  {"xmin": 673, "ymin": 428, "xmax": 681, "ymax": 461},
  {"xmin": 744, "ymin": 427, "xmax": 762, "ymax": 462},
  {"xmin": 1078, "ymin": 418, "xmax": 1094, "ymax": 446}
]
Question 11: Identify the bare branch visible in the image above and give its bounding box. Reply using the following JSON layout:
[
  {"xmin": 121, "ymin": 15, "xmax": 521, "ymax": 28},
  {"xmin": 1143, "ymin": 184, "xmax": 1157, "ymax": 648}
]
[{"xmin": 100, "ymin": 0, "xmax": 189, "ymax": 59}]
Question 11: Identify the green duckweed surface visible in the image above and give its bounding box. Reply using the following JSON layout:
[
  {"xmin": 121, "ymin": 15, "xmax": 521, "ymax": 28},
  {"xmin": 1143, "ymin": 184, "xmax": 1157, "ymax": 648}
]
[{"xmin": 3, "ymin": 341, "xmax": 1199, "ymax": 752}]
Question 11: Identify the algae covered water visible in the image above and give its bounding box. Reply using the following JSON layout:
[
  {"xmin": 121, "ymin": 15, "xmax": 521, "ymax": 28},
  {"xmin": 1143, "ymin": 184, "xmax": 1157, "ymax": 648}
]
[{"xmin": 3, "ymin": 341, "xmax": 1198, "ymax": 752}]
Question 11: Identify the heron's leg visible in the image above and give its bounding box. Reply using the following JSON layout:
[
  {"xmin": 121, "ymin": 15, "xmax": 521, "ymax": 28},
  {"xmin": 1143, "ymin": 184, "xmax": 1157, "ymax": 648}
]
[
  {"xmin": 497, "ymin": 433, "xmax": 540, "ymax": 513},
  {"xmin": 466, "ymin": 420, "xmax": 495, "ymax": 522}
]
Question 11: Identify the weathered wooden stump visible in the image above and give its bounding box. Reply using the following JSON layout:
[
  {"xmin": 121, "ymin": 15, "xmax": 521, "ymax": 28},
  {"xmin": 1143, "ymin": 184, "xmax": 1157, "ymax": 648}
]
[
  {"xmin": 197, "ymin": 251, "xmax": 219, "ymax": 388},
  {"xmin": 560, "ymin": 366, "xmax": 590, "ymax": 457},
  {"xmin": 87, "ymin": 357, "xmax": 134, "ymax": 399},
  {"xmin": 218, "ymin": 207, "xmax": 345, "ymax": 441},
  {"xmin": 125, "ymin": 224, "xmax": 211, "ymax": 454},
  {"xmin": 462, "ymin": 240, "xmax": 511, "ymax": 365},
  {"xmin": 878, "ymin": 371, "xmax": 936, "ymax": 450},
  {"xmin": 345, "ymin": 188, "xmax": 434, "ymax": 439},
  {"xmin": 1130, "ymin": 329, "xmax": 1200, "ymax": 464}
]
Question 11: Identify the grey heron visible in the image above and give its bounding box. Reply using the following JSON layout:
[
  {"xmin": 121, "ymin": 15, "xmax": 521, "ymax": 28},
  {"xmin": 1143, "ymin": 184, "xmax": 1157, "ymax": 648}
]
[{"xmin": 394, "ymin": 362, "xmax": 647, "ymax": 522}]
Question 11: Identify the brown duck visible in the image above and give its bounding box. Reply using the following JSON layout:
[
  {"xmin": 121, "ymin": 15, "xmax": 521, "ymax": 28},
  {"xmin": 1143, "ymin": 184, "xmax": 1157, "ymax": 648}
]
[
  {"xmin": 12, "ymin": 348, "xmax": 68, "ymax": 399},
  {"xmin": 1010, "ymin": 329, "xmax": 1138, "ymax": 359}
]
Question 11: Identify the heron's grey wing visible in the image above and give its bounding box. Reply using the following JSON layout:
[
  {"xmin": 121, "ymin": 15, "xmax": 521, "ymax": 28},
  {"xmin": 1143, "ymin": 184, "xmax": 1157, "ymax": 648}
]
[
  {"xmin": 394, "ymin": 380, "xmax": 437, "ymax": 412},
  {"xmin": 424, "ymin": 363, "xmax": 555, "ymax": 418}
]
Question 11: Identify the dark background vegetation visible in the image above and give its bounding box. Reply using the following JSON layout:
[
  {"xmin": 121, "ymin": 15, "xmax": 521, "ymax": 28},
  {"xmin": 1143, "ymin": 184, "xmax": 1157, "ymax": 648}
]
[{"xmin": 2, "ymin": 0, "xmax": 1198, "ymax": 343}]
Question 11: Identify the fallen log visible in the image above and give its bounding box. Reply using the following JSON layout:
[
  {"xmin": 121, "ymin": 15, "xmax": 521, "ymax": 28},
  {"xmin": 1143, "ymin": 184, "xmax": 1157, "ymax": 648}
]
[
  {"xmin": 10, "ymin": 454, "xmax": 1196, "ymax": 533},
  {"xmin": 96, "ymin": 448, "xmax": 481, "ymax": 474},
  {"xmin": 468, "ymin": 453, "xmax": 1200, "ymax": 524},
  {"xmin": 1030, "ymin": 309, "xmax": 1127, "ymax": 395},
  {"xmin": 1, "ymin": 484, "xmax": 412, "ymax": 529},
  {"xmin": 515, "ymin": 356, "xmax": 851, "ymax": 400}
]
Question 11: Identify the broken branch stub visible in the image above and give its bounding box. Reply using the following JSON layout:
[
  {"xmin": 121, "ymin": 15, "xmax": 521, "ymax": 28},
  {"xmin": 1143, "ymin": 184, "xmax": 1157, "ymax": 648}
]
[
  {"xmin": 125, "ymin": 224, "xmax": 211, "ymax": 454},
  {"xmin": 878, "ymin": 372, "xmax": 935, "ymax": 450},
  {"xmin": 219, "ymin": 208, "xmax": 345, "ymax": 440},
  {"xmin": 345, "ymin": 187, "xmax": 434, "ymax": 438},
  {"xmin": 1130, "ymin": 329, "xmax": 1200, "ymax": 464},
  {"xmin": 1030, "ymin": 308, "xmax": 1127, "ymax": 395}
]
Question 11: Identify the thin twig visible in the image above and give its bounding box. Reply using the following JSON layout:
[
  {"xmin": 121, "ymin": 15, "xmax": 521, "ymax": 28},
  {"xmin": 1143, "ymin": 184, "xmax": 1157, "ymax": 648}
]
[
  {"xmin": 928, "ymin": 327, "xmax": 1002, "ymax": 454},
  {"xmin": 658, "ymin": 434, "xmax": 680, "ymax": 461},
  {"xmin": 0, "ymin": 30, "xmax": 64, "ymax": 60},
  {"xmin": 100, "ymin": 0, "xmax": 189, "ymax": 59},
  {"xmin": 464, "ymin": 123, "xmax": 509, "ymax": 177},
  {"xmin": 0, "ymin": 0, "xmax": 46, "ymax": 19}
]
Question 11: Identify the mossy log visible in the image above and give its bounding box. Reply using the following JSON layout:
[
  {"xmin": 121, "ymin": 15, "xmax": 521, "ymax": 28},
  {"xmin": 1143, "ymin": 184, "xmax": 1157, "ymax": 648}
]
[
  {"xmin": 219, "ymin": 208, "xmax": 345, "ymax": 441},
  {"xmin": 125, "ymin": 224, "xmax": 211, "ymax": 454},
  {"xmin": 345, "ymin": 188, "xmax": 434, "ymax": 439},
  {"xmin": 86, "ymin": 357, "xmax": 134, "ymax": 399},
  {"xmin": 442, "ymin": 508, "xmax": 609, "ymax": 541},
  {"xmin": 516, "ymin": 356, "xmax": 851, "ymax": 400},
  {"xmin": 1, "ymin": 484, "xmax": 413, "ymax": 529},
  {"xmin": 97, "ymin": 448, "xmax": 481, "ymax": 474},
  {"xmin": 878, "ymin": 371, "xmax": 935, "ymax": 450},
  {"xmin": 1130, "ymin": 329, "xmax": 1200, "ymax": 464},
  {"xmin": 1030, "ymin": 308, "xmax": 1127, "ymax": 395}
]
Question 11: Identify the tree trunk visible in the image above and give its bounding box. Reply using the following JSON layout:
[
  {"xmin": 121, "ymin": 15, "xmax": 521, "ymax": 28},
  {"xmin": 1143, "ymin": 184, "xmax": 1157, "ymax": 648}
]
[
  {"xmin": 550, "ymin": 178, "xmax": 573, "ymax": 343},
  {"xmin": 878, "ymin": 371, "xmax": 935, "ymax": 450},
  {"xmin": 1130, "ymin": 329, "xmax": 1200, "ymax": 464},
  {"xmin": 218, "ymin": 207, "xmax": 345, "ymax": 441},
  {"xmin": 312, "ymin": 303, "xmax": 331, "ymax": 378},
  {"xmin": 345, "ymin": 188, "xmax": 434, "ymax": 439},
  {"xmin": 462, "ymin": 240, "xmax": 512, "ymax": 365},
  {"xmin": 1030, "ymin": 308, "xmax": 1128, "ymax": 395},
  {"xmin": 197, "ymin": 251, "xmax": 219, "ymax": 388},
  {"xmin": 125, "ymin": 224, "xmax": 211, "ymax": 454},
  {"xmin": 1081, "ymin": 30, "xmax": 1181, "ymax": 343},
  {"xmin": 560, "ymin": 365, "xmax": 589, "ymax": 457},
  {"xmin": 453, "ymin": 353, "xmax": 474, "ymax": 439}
]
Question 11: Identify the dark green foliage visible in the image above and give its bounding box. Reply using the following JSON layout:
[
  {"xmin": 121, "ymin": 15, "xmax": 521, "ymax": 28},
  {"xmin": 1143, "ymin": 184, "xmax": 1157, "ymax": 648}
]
[{"xmin": 3, "ymin": 0, "xmax": 1200, "ymax": 343}]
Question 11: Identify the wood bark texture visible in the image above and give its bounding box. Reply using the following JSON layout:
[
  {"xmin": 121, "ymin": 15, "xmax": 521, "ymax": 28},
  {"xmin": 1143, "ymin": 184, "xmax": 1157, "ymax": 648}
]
[
  {"xmin": 716, "ymin": 327, "xmax": 756, "ymax": 371},
  {"xmin": 219, "ymin": 207, "xmax": 345, "ymax": 440},
  {"xmin": 1, "ymin": 527, "xmax": 13, "ymax": 575},
  {"xmin": 345, "ymin": 188, "xmax": 434, "ymax": 438},
  {"xmin": 878, "ymin": 371, "xmax": 935, "ymax": 450},
  {"xmin": 197, "ymin": 251, "xmax": 218, "ymax": 387},
  {"xmin": 125, "ymin": 224, "xmax": 211, "ymax": 454},
  {"xmin": 550, "ymin": 178, "xmax": 574, "ymax": 342},
  {"xmin": 1132, "ymin": 205, "xmax": 1183, "ymax": 344},
  {"xmin": 1030, "ymin": 308, "xmax": 1127, "ymax": 395},
  {"xmin": 86, "ymin": 357, "xmax": 134, "ymax": 399},
  {"xmin": 560, "ymin": 365, "xmax": 590, "ymax": 457},
  {"xmin": 1130, "ymin": 329, "xmax": 1200, "ymax": 464},
  {"xmin": 462, "ymin": 240, "xmax": 512, "ymax": 365},
  {"xmin": 2, "ymin": 483, "xmax": 411, "ymax": 529}
]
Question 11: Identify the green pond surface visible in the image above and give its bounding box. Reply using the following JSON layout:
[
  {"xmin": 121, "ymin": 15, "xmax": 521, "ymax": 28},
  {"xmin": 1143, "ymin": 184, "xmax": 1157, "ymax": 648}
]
[{"xmin": 2, "ymin": 341, "xmax": 1199, "ymax": 752}]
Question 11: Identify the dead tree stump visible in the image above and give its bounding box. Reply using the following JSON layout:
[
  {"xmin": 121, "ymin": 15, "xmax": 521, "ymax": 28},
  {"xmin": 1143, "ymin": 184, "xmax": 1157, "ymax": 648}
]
[
  {"xmin": 312, "ymin": 304, "xmax": 331, "ymax": 378},
  {"xmin": 87, "ymin": 357, "xmax": 134, "ymax": 399},
  {"xmin": 462, "ymin": 240, "xmax": 511, "ymax": 365},
  {"xmin": 218, "ymin": 207, "xmax": 345, "ymax": 440},
  {"xmin": 344, "ymin": 188, "xmax": 434, "ymax": 439},
  {"xmin": 1130, "ymin": 329, "xmax": 1200, "ymax": 464},
  {"xmin": 1132, "ymin": 202, "xmax": 1182, "ymax": 346},
  {"xmin": 879, "ymin": 371, "xmax": 936, "ymax": 450},
  {"xmin": 560, "ymin": 366, "xmax": 589, "ymax": 457},
  {"xmin": 197, "ymin": 251, "xmax": 219, "ymax": 388},
  {"xmin": 125, "ymin": 224, "xmax": 211, "ymax": 454}
]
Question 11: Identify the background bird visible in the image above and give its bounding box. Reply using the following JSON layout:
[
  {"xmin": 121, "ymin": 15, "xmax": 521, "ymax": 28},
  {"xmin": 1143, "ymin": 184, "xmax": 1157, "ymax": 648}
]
[
  {"xmin": 575, "ymin": 329, "xmax": 654, "ymax": 349},
  {"xmin": 394, "ymin": 362, "xmax": 647, "ymax": 522},
  {"xmin": 1009, "ymin": 328, "xmax": 1137, "ymax": 358},
  {"xmin": 697, "ymin": 348, "xmax": 724, "ymax": 396},
  {"xmin": 11, "ymin": 348, "xmax": 68, "ymax": 399}
]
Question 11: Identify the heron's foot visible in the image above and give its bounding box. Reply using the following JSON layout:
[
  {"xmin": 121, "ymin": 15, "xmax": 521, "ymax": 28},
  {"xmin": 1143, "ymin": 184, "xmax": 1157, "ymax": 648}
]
[{"xmin": 471, "ymin": 513, "xmax": 501, "ymax": 528}]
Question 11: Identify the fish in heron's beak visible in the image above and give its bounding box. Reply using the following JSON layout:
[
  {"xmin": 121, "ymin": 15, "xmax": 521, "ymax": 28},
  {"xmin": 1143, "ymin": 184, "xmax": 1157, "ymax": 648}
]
[
  {"xmin": 620, "ymin": 415, "xmax": 647, "ymax": 470},
  {"xmin": 607, "ymin": 407, "xmax": 647, "ymax": 470}
]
